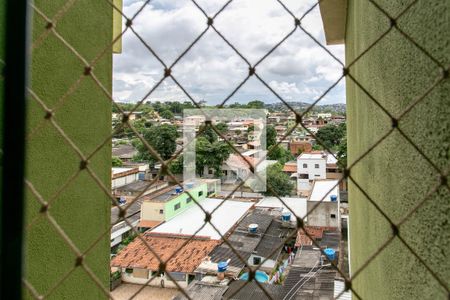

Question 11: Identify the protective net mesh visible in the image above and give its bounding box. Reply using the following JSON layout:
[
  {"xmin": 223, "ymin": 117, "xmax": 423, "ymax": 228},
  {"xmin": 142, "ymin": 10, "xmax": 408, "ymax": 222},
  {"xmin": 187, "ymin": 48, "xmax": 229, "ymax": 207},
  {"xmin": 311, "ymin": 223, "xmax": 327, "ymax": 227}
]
[{"xmin": 19, "ymin": 0, "xmax": 449, "ymax": 299}]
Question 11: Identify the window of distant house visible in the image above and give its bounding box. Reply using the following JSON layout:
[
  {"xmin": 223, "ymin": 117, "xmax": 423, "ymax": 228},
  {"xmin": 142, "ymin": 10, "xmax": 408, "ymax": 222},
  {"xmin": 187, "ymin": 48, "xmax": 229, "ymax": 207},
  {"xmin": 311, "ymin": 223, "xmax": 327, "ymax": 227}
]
[
  {"xmin": 303, "ymin": 163, "xmax": 307, "ymax": 168},
  {"xmin": 159, "ymin": 209, "xmax": 164, "ymax": 214},
  {"xmin": 315, "ymin": 174, "xmax": 320, "ymax": 177},
  {"xmin": 331, "ymin": 214, "xmax": 336, "ymax": 219},
  {"xmin": 174, "ymin": 203, "xmax": 181, "ymax": 210},
  {"xmin": 186, "ymin": 197, "xmax": 192, "ymax": 204},
  {"xmin": 208, "ymin": 169, "xmax": 213, "ymax": 175},
  {"xmin": 198, "ymin": 191, "xmax": 203, "ymax": 197},
  {"xmin": 315, "ymin": 164, "xmax": 319, "ymax": 168}
]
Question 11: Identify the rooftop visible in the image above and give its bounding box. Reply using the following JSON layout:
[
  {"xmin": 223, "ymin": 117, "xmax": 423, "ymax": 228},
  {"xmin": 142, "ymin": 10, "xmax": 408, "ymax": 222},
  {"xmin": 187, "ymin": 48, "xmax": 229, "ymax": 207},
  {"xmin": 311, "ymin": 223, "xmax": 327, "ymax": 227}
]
[
  {"xmin": 111, "ymin": 197, "xmax": 142, "ymax": 226},
  {"xmin": 283, "ymin": 163, "xmax": 297, "ymax": 173},
  {"xmin": 111, "ymin": 235, "xmax": 220, "ymax": 273},
  {"xmin": 138, "ymin": 220, "xmax": 162, "ymax": 228},
  {"xmin": 255, "ymin": 218, "xmax": 293, "ymax": 260},
  {"xmin": 256, "ymin": 197, "xmax": 308, "ymax": 219},
  {"xmin": 223, "ymin": 281, "xmax": 285, "ymax": 300},
  {"xmin": 211, "ymin": 208, "xmax": 293, "ymax": 267},
  {"xmin": 283, "ymin": 248, "xmax": 336, "ymax": 299},
  {"xmin": 309, "ymin": 180, "xmax": 339, "ymax": 202},
  {"xmin": 326, "ymin": 154, "xmax": 338, "ymax": 165},
  {"xmin": 112, "ymin": 167, "xmax": 139, "ymax": 179},
  {"xmin": 295, "ymin": 226, "xmax": 341, "ymax": 249},
  {"xmin": 298, "ymin": 153, "xmax": 327, "ymax": 160},
  {"xmin": 112, "ymin": 144, "xmax": 138, "ymax": 158},
  {"xmin": 208, "ymin": 245, "xmax": 252, "ymax": 269},
  {"xmin": 334, "ymin": 280, "xmax": 352, "ymax": 300},
  {"xmin": 295, "ymin": 226, "xmax": 326, "ymax": 247},
  {"xmin": 150, "ymin": 198, "xmax": 254, "ymax": 240},
  {"xmin": 173, "ymin": 281, "xmax": 229, "ymax": 300},
  {"xmin": 112, "ymin": 167, "xmax": 135, "ymax": 175},
  {"xmin": 147, "ymin": 185, "xmax": 187, "ymax": 203},
  {"xmin": 114, "ymin": 180, "xmax": 167, "ymax": 193}
]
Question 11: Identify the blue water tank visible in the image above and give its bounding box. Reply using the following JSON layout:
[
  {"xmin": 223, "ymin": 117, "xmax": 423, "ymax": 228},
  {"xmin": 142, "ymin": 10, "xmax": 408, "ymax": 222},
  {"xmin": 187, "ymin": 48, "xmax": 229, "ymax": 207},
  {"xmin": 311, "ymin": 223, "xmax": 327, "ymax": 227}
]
[
  {"xmin": 324, "ymin": 248, "xmax": 336, "ymax": 261},
  {"xmin": 282, "ymin": 211, "xmax": 291, "ymax": 222},
  {"xmin": 218, "ymin": 261, "xmax": 228, "ymax": 272},
  {"xmin": 248, "ymin": 224, "xmax": 258, "ymax": 233},
  {"xmin": 175, "ymin": 187, "xmax": 183, "ymax": 194},
  {"xmin": 330, "ymin": 195, "xmax": 337, "ymax": 202}
]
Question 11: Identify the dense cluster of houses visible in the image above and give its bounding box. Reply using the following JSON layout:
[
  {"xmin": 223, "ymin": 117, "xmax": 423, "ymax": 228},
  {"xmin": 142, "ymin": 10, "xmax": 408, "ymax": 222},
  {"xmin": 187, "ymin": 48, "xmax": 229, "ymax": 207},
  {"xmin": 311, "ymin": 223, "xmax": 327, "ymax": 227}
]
[
  {"xmin": 110, "ymin": 109, "xmax": 350, "ymax": 298},
  {"xmin": 109, "ymin": 166, "xmax": 349, "ymax": 298},
  {"xmin": 113, "ymin": 110, "xmax": 345, "ymax": 159}
]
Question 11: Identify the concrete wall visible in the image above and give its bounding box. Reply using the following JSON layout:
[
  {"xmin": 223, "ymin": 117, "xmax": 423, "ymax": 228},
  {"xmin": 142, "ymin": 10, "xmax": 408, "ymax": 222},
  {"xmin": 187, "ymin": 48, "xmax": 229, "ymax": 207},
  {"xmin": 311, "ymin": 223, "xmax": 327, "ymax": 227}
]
[
  {"xmin": 307, "ymin": 201, "xmax": 340, "ymax": 228},
  {"xmin": 112, "ymin": 173, "xmax": 139, "ymax": 189},
  {"xmin": 121, "ymin": 270, "xmax": 188, "ymax": 288},
  {"xmin": 346, "ymin": 1, "xmax": 449, "ymax": 299},
  {"xmin": 17, "ymin": 1, "xmax": 113, "ymax": 299},
  {"xmin": 141, "ymin": 201, "xmax": 166, "ymax": 222}
]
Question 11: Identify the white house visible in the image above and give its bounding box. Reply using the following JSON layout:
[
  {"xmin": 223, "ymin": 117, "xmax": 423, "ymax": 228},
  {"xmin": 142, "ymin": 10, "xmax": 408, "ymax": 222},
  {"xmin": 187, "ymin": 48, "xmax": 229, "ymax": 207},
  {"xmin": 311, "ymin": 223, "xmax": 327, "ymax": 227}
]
[{"xmin": 297, "ymin": 153, "xmax": 327, "ymax": 195}]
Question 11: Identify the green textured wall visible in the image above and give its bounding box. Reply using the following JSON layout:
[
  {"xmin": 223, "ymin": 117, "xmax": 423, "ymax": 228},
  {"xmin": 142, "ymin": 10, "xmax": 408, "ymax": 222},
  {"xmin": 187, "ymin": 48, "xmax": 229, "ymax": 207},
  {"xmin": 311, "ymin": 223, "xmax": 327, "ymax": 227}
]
[
  {"xmin": 164, "ymin": 184, "xmax": 208, "ymax": 220},
  {"xmin": 346, "ymin": 1, "xmax": 449, "ymax": 299},
  {"xmin": 23, "ymin": 1, "xmax": 112, "ymax": 299}
]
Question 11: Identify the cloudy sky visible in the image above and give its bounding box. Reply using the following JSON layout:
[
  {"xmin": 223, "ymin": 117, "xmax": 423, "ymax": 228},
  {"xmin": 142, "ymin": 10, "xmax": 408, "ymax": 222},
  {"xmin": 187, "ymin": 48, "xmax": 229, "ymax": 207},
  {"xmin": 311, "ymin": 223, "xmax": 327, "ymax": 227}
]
[{"xmin": 113, "ymin": 0, "xmax": 345, "ymax": 105}]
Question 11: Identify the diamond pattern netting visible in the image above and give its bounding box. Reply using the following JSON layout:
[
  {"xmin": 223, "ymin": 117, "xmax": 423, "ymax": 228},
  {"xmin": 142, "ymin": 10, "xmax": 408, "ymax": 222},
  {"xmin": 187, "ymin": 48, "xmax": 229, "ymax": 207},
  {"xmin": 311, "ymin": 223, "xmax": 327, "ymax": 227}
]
[{"xmin": 16, "ymin": 0, "xmax": 450, "ymax": 299}]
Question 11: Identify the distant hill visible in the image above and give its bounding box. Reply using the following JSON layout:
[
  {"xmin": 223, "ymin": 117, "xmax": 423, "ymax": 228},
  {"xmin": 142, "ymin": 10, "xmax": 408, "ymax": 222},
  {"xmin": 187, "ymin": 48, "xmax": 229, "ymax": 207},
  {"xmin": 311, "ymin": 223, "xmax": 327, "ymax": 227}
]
[{"xmin": 265, "ymin": 102, "xmax": 346, "ymax": 114}]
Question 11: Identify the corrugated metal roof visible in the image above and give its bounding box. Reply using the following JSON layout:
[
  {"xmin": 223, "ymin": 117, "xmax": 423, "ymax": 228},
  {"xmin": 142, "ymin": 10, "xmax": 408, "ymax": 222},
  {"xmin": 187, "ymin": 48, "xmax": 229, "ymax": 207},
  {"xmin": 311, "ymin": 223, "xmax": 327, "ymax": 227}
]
[
  {"xmin": 223, "ymin": 281, "xmax": 285, "ymax": 300},
  {"xmin": 334, "ymin": 280, "xmax": 352, "ymax": 300},
  {"xmin": 173, "ymin": 281, "xmax": 228, "ymax": 300}
]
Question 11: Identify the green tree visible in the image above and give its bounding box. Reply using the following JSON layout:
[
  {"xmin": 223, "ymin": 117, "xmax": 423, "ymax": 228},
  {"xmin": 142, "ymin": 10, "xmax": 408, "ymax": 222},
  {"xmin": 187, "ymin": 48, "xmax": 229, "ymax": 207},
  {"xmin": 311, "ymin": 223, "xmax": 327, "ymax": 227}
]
[
  {"xmin": 264, "ymin": 163, "xmax": 294, "ymax": 196},
  {"xmin": 228, "ymin": 102, "xmax": 243, "ymax": 108},
  {"xmin": 168, "ymin": 101, "xmax": 183, "ymax": 114},
  {"xmin": 316, "ymin": 124, "xmax": 345, "ymax": 149},
  {"xmin": 215, "ymin": 122, "xmax": 228, "ymax": 133},
  {"xmin": 267, "ymin": 125, "xmax": 277, "ymax": 148},
  {"xmin": 268, "ymin": 145, "xmax": 295, "ymax": 165},
  {"xmin": 159, "ymin": 109, "xmax": 174, "ymax": 120},
  {"xmin": 198, "ymin": 122, "xmax": 228, "ymax": 143},
  {"xmin": 198, "ymin": 124, "xmax": 218, "ymax": 143},
  {"xmin": 169, "ymin": 156, "xmax": 184, "ymax": 174},
  {"xmin": 132, "ymin": 118, "xmax": 150, "ymax": 134},
  {"xmin": 247, "ymin": 100, "xmax": 265, "ymax": 109},
  {"xmin": 337, "ymin": 136, "xmax": 347, "ymax": 170},
  {"xmin": 312, "ymin": 144, "xmax": 322, "ymax": 151},
  {"xmin": 196, "ymin": 137, "xmax": 231, "ymax": 176},
  {"xmin": 112, "ymin": 156, "xmax": 123, "ymax": 167},
  {"xmin": 134, "ymin": 124, "xmax": 178, "ymax": 163}
]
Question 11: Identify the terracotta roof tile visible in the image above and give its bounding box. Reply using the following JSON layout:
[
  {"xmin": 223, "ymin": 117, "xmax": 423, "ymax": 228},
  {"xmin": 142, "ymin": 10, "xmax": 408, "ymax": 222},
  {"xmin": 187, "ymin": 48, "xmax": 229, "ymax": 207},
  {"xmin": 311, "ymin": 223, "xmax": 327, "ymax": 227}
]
[
  {"xmin": 295, "ymin": 226, "xmax": 335, "ymax": 247},
  {"xmin": 283, "ymin": 163, "xmax": 297, "ymax": 173},
  {"xmin": 138, "ymin": 220, "xmax": 162, "ymax": 228},
  {"xmin": 111, "ymin": 235, "xmax": 220, "ymax": 273}
]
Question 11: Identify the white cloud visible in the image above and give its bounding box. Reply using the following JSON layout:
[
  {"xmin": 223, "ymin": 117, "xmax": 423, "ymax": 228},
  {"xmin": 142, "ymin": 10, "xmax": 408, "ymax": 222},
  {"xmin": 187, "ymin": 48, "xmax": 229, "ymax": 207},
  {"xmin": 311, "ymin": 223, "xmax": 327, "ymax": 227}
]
[{"xmin": 113, "ymin": 0, "xmax": 346, "ymax": 104}]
